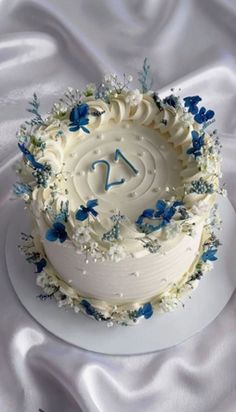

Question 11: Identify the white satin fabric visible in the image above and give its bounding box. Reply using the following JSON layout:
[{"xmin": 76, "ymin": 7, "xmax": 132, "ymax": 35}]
[{"xmin": 1, "ymin": 0, "xmax": 236, "ymax": 411}]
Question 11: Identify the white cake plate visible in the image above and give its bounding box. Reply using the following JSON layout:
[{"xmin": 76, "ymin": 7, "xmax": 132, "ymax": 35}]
[{"xmin": 4, "ymin": 195, "xmax": 236, "ymax": 355}]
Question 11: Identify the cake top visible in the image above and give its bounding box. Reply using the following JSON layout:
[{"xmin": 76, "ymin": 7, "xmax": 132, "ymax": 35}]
[{"xmin": 14, "ymin": 59, "xmax": 223, "ymax": 262}]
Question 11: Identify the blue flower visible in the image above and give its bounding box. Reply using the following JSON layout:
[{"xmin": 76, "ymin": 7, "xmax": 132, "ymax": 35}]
[
  {"xmin": 186, "ymin": 130, "xmax": 205, "ymax": 158},
  {"xmin": 45, "ymin": 222, "xmax": 67, "ymax": 243},
  {"xmin": 75, "ymin": 199, "xmax": 98, "ymax": 221},
  {"xmin": 194, "ymin": 107, "xmax": 215, "ymax": 124},
  {"xmin": 69, "ymin": 103, "xmax": 90, "ymax": 133},
  {"xmin": 137, "ymin": 303, "xmax": 153, "ymax": 319},
  {"xmin": 163, "ymin": 94, "xmax": 178, "ymax": 108},
  {"xmin": 201, "ymin": 248, "xmax": 218, "ymax": 262},
  {"xmin": 136, "ymin": 200, "xmax": 183, "ymax": 233},
  {"xmin": 80, "ymin": 299, "xmax": 96, "ymax": 316},
  {"xmin": 183, "ymin": 96, "xmax": 202, "ymax": 114},
  {"xmin": 18, "ymin": 143, "xmax": 45, "ymax": 170},
  {"xmin": 34, "ymin": 258, "xmax": 47, "ymax": 273}
]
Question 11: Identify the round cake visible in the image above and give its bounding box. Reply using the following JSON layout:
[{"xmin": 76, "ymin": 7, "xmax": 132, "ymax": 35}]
[{"xmin": 15, "ymin": 63, "xmax": 223, "ymax": 325}]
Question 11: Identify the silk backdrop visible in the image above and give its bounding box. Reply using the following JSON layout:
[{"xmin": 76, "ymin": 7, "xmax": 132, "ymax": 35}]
[{"xmin": 0, "ymin": 0, "xmax": 236, "ymax": 411}]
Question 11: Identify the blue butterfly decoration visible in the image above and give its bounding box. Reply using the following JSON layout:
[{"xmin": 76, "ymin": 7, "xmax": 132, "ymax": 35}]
[
  {"xmin": 46, "ymin": 222, "xmax": 67, "ymax": 243},
  {"xmin": 183, "ymin": 96, "xmax": 202, "ymax": 114},
  {"xmin": 18, "ymin": 143, "xmax": 45, "ymax": 170},
  {"xmin": 194, "ymin": 106, "xmax": 215, "ymax": 124},
  {"xmin": 201, "ymin": 248, "xmax": 218, "ymax": 262},
  {"xmin": 75, "ymin": 199, "xmax": 98, "ymax": 221},
  {"xmin": 186, "ymin": 130, "xmax": 205, "ymax": 158},
  {"xmin": 34, "ymin": 258, "xmax": 47, "ymax": 273},
  {"xmin": 69, "ymin": 103, "xmax": 90, "ymax": 133},
  {"xmin": 136, "ymin": 200, "xmax": 183, "ymax": 233},
  {"xmin": 136, "ymin": 302, "xmax": 153, "ymax": 319}
]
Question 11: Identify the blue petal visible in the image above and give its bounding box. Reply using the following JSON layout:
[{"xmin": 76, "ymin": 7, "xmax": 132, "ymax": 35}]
[
  {"xmin": 59, "ymin": 231, "xmax": 67, "ymax": 243},
  {"xmin": 156, "ymin": 199, "xmax": 166, "ymax": 213},
  {"xmin": 53, "ymin": 222, "xmax": 66, "ymax": 232},
  {"xmin": 70, "ymin": 106, "xmax": 80, "ymax": 123},
  {"xmin": 87, "ymin": 199, "xmax": 98, "ymax": 208},
  {"xmin": 206, "ymin": 110, "xmax": 215, "ymax": 120},
  {"xmin": 69, "ymin": 124, "xmax": 80, "ymax": 132},
  {"xmin": 79, "ymin": 117, "xmax": 89, "ymax": 126},
  {"xmin": 81, "ymin": 126, "xmax": 90, "ymax": 134},
  {"xmin": 142, "ymin": 209, "xmax": 155, "ymax": 219},
  {"xmin": 143, "ymin": 303, "xmax": 153, "ymax": 319},
  {"xmin": 18, "ymin": 143, "xmax": 30, "ymax": 155},
  {"xmin": 46, "ymin": 228, "xmax": 58, "ymax": 242},
  {"xmin": 191, "ymin": 130, "xmax": 199, "ymax": 140},
  {"xmin": 189, "ymin": 104, "xmax": 199, "ymax": 115},
  {"xmin": 75, "ymin": 209, "xmax": 88, "ymax": 221},
  {"xmin": 35, "ymin": 258, "xmax": 47, "ymax": 273},
  {"xmin": 173, "ymin": 201, "xmax": 183, "ymax": 208},
  {"xmin": 78, "ymin": 103, "xmax": 89, "ymax": 118}
]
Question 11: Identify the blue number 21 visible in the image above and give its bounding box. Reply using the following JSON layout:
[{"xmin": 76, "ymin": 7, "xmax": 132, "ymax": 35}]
[{"xmin": 91, "ymin": 149, "xmax": 139, "ymax": 191}]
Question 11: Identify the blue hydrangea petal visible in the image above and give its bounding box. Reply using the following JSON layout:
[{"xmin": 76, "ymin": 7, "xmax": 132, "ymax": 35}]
[
  {"xmin": 75, "ymin": 208, "xmax": 88, "ymax": 221},
  {"xmin": 206, "ymin": 110, "xmax": 215, "ymax": 120},
  {"xmin": 46, "ymin": 228, "xmax": 58, "ymax": 242},
  {"xmin": 69, "ymin": 124, "xmax": 80, "ymax": 132},
  {"xmin": 156, "ymin": 199, "xmax": 166, "ymax": 213},
  {"xmin": 81, "ymin": 126, "xmax": 90, "ymax": 134},
  {"xmin": 78, "ymin": 103, "xmax": 89, "ymax": 118},
  {"xmin": 35, "ymin": 258, "xmax": 47, "ymax": 273}
]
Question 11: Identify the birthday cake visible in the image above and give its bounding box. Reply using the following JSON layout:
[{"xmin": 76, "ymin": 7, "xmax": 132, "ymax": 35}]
[{"xmin": 15, "ymin": 60, "xmax": 223, "ymax": 325}]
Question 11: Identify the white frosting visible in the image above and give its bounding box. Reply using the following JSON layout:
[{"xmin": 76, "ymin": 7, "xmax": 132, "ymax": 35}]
[
  {"xmin": 19, "ymin": 91, "xmax": 220, "ymax": 310},
  {"xmin": 38, "ymin": 219, "xmax": 203, "ymax": 303}
]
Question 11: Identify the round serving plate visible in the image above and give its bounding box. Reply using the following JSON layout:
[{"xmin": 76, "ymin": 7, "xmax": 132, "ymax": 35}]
[{"xmin": 4, "ymin": 195, "xmax": 236, "ymax": 355}]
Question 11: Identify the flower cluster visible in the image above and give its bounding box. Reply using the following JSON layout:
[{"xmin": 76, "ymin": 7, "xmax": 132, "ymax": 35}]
[
  {"xmin": 186, "ymin": 131, "xmax": 205, "ymax": 158},
  {"xmin": 183, "ymin": 95, "xmax": 215, "ymax": 125},
  {"xmin": 188, "ymin": 177, "xmax": 214, "ymax": 195},
  {"xmin": 142, "ymin": 238, "xmax": 161, "ymax": 254},
  {"xmin": 102, "ymin": 212, "xmax": 126, "ymax": 242},
  {"xmin": 107, "ymin": 244, "xmax": 126, "ymax": 262},
  {"xmin": 136, "ymin": 199, "xmax": 183, "ymax": 234}
]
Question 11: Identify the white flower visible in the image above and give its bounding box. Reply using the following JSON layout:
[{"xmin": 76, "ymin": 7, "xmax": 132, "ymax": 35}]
[
  {"xmin": 201, "ymin": 261, "xmax": 214, "ymax": 272},
  {"xmin": 125, "ymin": 89, "xmax": 142, "ymax": 106},
  {"xmin": 159, "ymin": 294, "xmax": 179, "ymax": 312},
  {"xmin": 107, "ymin": 244, "xmax": 127, "ymax": 262},
  {"xmin": 191, "ymin": 201, "xmax": 209, "ymax": 216},
  {"xmin": 73, "ymin": 226, "xmax": 92, "ymax": 245},
  {"xmin": 180, "ymin": 111, "xmax": 195, "ymax": 126},
  {"xmin": 36, "ymin": 273, "xmax": 48, "ymax": 288},
  {"xmin": 163, "ymin": 221, "xmax": 180, "ymax": 239},
  {"xmin": 57, "ymin": 295, "xmax": 73, "ymax": 308}
]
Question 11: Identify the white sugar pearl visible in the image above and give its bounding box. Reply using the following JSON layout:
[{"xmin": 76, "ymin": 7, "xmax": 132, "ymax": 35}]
[
  {"xmin": 96, "ymin": 134, "xmax": 104, "ymax": 140},
  {"xmin": 138, "ymin": 151, "xmax": 144, "ymax": 157},
  {"xmin": 130, "ymin": 271, "xmax": 140, "ymax": 277},
  {"xmin": 107, "ymin": 321, "xmax": 114, "ymax": 328},
  {"xmin": 129, "ymin": 192, "xmax": 137, "ymax": 198},
  {"xmin": 123, "ymin": 123, "xmax": 130, "ymax": 129},
  {"xmin": 82, "ymin": 270, "xmax": 87, "ymax": 275}
]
